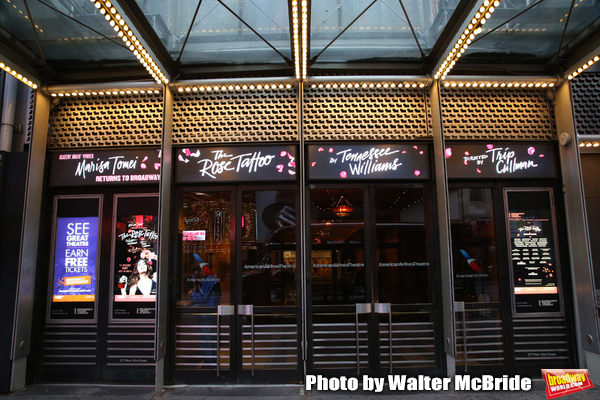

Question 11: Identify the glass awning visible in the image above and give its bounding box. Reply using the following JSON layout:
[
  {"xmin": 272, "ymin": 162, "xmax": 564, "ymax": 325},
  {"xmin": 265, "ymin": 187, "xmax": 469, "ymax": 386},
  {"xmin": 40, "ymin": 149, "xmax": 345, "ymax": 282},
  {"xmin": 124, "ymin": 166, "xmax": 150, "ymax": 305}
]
[
  {"xmin": 0, "ymin": 0, "xmax": 599, "ymax": 85},
  {"xmin": 461, "ymin": 0, "xmax": 600, "ymax": 66},
  {"xmin": 309, "ymin": 0, "xmax": 459, "ymax": 63},
  {"xmin": 135, "ymin": 0, "xmax": 293, "ymax": 65}
]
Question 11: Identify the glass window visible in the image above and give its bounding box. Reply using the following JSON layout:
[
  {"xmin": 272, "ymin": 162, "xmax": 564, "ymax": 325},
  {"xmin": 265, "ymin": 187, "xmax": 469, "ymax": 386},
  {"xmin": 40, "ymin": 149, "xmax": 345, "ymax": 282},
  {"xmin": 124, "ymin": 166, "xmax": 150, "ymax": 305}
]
[
  {"xmin": 310, "ymin": 188, "xmax": 365, "ymax": 305},
  {"xmin": 49, "ymin": 196, "xmax": 101, "ymax": 321},
  {"xmin": 449, "ymin": 188, "xmax": 499, "ymax": 303},
  {"xmin": 112, "ymin": 195, "xmax": 159, "ymax": 320},
  {"xmin": 374, "ymin": 186, "xmax": 432, "ymax": 304},
  {"xmin": 178, "ymin": 191, "xmax": 231, "ymax": 307},
  {"xmin": 241, "ymin": 189, "xmax": 297, "ymax": 306}
]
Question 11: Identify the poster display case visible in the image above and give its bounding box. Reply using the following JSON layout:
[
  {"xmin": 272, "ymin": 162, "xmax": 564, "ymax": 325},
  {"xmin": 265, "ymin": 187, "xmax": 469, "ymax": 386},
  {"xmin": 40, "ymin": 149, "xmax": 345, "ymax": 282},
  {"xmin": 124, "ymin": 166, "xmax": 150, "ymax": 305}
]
[{"xmin": 48, "ymin": 195, "xmax": 102, "ymax": 321}]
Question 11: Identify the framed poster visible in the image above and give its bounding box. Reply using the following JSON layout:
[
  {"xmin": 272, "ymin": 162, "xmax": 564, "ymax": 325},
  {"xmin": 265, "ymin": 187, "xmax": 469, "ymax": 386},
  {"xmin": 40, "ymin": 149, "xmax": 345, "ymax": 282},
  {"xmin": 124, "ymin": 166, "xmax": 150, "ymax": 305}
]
[
  {"xmin": 505, "ymin": 188, "xmax": 562, "ymax": 316},
  {"xmin": 110, "ymin": 194, "xmax": 159, "ymax": 321},
  {"xmin": 48, "ymin": 196, "xmax": 102, "ymax": 321}
]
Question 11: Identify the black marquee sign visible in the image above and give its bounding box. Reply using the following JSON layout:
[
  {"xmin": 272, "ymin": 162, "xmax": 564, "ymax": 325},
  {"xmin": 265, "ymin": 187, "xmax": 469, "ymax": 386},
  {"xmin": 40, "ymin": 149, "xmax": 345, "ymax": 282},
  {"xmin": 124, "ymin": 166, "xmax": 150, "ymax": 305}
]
[
  {"xmin": 445, "ymin": 142, "xmax": 557, "ymax": 179},
  {"xmin": 49, "ymin": 149, "xmax": 161, "ymax": 187},
  {"xmin": 307, "ymin": 143, "xmax": 430, "ymax": 180},
  {"xmin": 175, "ymin": 145, "xmax": 297, "ymax": 183}
]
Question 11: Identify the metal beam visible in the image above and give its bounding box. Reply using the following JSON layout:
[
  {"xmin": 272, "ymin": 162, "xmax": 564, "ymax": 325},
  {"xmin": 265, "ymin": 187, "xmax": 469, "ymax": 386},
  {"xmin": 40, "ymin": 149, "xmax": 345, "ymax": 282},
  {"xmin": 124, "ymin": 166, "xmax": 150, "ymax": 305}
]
[
  {"xmin": 10, "ymin": 91, "xmax": 51, "ymax": 391},
  {"xmin": 115, "ymin": 0, "xmax": 177, "ymax": 81},
  {"xmin": 428, "ymin": 0, "xmax": 479, "ymax": 75},
  {"xmin": 430, "ymin": 80, "xmax": 456, "ymax": 376},
  {"xmin": 554, "ymin": 82, "xmax": 600, "ymax": 367}
]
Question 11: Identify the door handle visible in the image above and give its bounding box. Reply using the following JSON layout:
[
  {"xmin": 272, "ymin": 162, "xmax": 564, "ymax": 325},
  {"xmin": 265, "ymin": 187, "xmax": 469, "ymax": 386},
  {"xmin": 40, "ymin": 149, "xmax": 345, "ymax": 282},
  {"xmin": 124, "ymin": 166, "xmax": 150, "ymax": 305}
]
[
  {"xmin": 238, "ymin": 304, "xmax": 255, "ymax": 376},
  {"xmin": 374, "ymin": 303, "xmax": 392, "ymax": 373},
  {"xmin": 216, "ymin": 305, "xmax": 235, "ymax": 376}
]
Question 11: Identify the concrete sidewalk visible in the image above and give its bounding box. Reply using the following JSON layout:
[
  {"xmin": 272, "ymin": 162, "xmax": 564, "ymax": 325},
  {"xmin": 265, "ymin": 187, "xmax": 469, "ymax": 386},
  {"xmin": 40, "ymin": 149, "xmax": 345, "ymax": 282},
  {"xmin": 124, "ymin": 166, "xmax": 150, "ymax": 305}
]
[{"xmin": 2, "ymin": 383, "xmax": 600, "ymax": 400}]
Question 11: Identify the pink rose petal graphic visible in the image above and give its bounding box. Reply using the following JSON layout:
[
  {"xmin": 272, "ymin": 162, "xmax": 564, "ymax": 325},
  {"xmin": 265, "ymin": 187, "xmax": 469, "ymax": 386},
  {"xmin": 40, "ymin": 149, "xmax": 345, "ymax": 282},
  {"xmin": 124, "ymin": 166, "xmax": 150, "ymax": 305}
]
[
  {"xmin": 528, "ymin": 147, "xmax": 535, "ymax": 155},
  {"xmin": 318, "ymin": 147, "xmax": 324, "ymax": 152},
  {"xmin": 183, "ymin": 148, "xmax": 191, "ymax": 156},
  {"xmin": 329, "ymin": 148, "xmax": 334, "ymax": 153},
  {"xmin": 445, "ymin": 148, "xmax": 452, "ymax": 158},
  {"xmin": 477, "ymin": 168, "xmax": 482, "ymax": 173},
  {"xmin": 414, "ymin": 170, "xmax": 421, "ymax": 176},
  {"xmin": 465, "ymin": 151, "xmax": 470, "ymax": 156},
  {"xmin": 280, "ymin": 151, "xmax": 287, "ymax": 157},
  {"xmin": 487, "ymin": 144, "xmax": 494, "ymax": 150},
  {"xmin": 311, "ymin": 162, "xmax": 317, "ymax": 167},
  {"xmin": 340, "ymin": 171, "xmax": 347, "ymax": 179},
  {"xmin": 276, "ymin": 164, "xmax": 284, "ymax": 173},
  {"xmin": 154, "ymin": 163, "xmax": 161, "ymax": 170}
]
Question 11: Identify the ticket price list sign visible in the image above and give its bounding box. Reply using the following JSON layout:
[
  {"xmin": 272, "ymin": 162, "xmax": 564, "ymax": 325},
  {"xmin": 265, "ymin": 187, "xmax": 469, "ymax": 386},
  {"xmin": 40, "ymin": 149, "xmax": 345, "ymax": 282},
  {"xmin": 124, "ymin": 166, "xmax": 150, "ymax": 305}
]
[
  {"xmin": 506, "ymin": 190, "xmax": 561, "ymax": 315},
  {"xmin": 51, "ymin": 217, "xmax": 98, "ymax": 319}
]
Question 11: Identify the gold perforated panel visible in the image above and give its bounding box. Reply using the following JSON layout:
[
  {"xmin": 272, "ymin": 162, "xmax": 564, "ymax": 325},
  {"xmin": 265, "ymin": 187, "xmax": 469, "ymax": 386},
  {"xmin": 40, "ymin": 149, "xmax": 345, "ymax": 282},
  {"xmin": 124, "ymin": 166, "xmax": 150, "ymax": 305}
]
[
  {"xmin": 47, "ymin": 93, "xmax": 163, "ymax": 148},
  {"xmin": 173, "ymin": 89, "xmax": 299, "ymax": 144},
  {"xmin": 440, "ymin": 88, "xmax": 555, "ymax": 140},
  {"xmin": 303, "ymin": 87, "xmax": 430, "ymax": 141},
  {"xmin": 571, "ymin": 72, "xmax": 600, "ymax": 136}
]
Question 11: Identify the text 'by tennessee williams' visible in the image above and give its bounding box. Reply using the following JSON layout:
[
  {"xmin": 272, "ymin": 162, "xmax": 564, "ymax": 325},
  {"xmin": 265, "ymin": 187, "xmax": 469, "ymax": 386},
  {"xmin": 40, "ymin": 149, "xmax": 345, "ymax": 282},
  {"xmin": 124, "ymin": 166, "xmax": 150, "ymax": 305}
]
[{"xmin": 305, "ymin": 375, "xmax": 531, "ymax": 392}]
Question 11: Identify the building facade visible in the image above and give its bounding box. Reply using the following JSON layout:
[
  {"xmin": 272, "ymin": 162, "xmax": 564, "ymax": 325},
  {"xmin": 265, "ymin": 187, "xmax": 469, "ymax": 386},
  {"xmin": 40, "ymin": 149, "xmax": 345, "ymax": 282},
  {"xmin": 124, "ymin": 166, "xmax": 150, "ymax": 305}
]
[{"xmin": 1, "ymin": 71, "xmax": 599, "ymax": 391}]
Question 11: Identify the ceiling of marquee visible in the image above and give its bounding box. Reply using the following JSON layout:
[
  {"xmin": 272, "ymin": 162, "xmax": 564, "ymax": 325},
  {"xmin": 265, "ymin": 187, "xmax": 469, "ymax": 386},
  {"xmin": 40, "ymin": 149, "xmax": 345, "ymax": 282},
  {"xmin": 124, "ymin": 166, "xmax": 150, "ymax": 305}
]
[{"xmin": 1, "ymin": 0, "xmax": 600, "ymax": 85}]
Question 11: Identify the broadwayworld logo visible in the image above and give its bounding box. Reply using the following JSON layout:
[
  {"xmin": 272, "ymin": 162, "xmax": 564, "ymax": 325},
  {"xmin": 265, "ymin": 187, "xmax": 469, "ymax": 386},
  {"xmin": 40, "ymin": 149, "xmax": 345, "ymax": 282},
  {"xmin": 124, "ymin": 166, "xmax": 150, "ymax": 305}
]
[{"xmin": 542, "ymin": 369, "xmax": 594, "ymax": 399}]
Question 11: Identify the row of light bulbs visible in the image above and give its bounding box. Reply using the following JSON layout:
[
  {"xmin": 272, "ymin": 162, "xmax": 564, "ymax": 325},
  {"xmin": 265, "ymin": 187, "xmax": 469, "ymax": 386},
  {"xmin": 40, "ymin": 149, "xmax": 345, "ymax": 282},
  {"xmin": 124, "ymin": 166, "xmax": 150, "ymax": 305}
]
[
  {"xmin": 177, "ymin": 83, "xmax": 293, "ymax": 92},
  {"xmin": 310, "ymin": 82, "xmax": 427, "ymax": 89},
  {"xmin": 443, "ymin": 81, "xmax": 556, "ymax": 88},
  {"xmin": 292, "ymin": 0, "xmax": 308, "ymax": 80},
  {"xmin": 90, "ymin": 0, "xmax": 168, "ymax": 85},
  {"xmin": 568, "ymin": 55, "xmax": 600, "ymax": 80},
  {"xmin": 0, "ymin": 61, "xmax": 38, "ymax": 89},
  {"xmin": 435, "ymin": 1, "xmax": 500, "ymax": 80},
  {"xmin": 579, "ymin": 142, "xmax": 600, "ymax": 148},
  {"xmin": 50, "ymin": 89, "xmax": 161, "ymax": 97}
]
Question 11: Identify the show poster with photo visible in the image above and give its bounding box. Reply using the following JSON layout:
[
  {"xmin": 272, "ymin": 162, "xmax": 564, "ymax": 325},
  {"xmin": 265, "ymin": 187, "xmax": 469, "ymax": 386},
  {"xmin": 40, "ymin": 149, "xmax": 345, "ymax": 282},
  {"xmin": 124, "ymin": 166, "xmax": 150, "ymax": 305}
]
[
  {"xmin": 113, "ymin": 213, "xmax": 158, "ymax": 320},
  {"xmin": 51, "ymin": 217, "xmax": 98, "ymax": 319},
  {"xmin": 506, "ymin": 190, "xmax": 561, "ymax": 315}
]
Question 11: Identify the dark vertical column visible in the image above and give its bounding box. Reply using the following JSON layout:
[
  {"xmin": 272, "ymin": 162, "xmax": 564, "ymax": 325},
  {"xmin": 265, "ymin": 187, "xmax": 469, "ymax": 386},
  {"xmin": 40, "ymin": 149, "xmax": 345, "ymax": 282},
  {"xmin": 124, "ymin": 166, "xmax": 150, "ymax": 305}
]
[
  {"xmin": 11, "ymin": 92, "xmax": 50, "ymax": 391},
  {"xmin": 0, "ymin": 151, "xmax": 27, "ymax": 393},
  {"xmin": 554, "ymin": 81, "xmax": 600, "ymax": 375},
  {"xmin": 429, "ymin": 81, "xmax": 456, "ymax": 377},
  {"xmin": 155, "ymin": 86, "xmax": 173, "ymax": 392}
]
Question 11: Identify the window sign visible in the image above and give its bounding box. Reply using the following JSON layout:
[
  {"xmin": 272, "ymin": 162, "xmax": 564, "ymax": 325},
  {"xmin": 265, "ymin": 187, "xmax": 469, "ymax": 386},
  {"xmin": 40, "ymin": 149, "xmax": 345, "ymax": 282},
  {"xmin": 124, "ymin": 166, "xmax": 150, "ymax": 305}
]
[
  {"xmin": 111, "ymin": 195, "xmax": 159, "ymax": 320},
  {"xmin": 505, "ymin": 189, "xmax": 562, "ymax": 315},
  {"xmin": 446, "ymin": 142, "xmax": 556, "ymax": 179},
  {"xmin": 307, "ymin": 143, "xmax": 430, "ymax": 180},
  {"xmin": 49, "ymin": 149, "xmax": 161, "ymax": 186},
  {"xmin": 175, "ymin": 145, "xmax": 297, "ymax": 183},
  {"xmin": 50, "ymin": 211, "xmax": 100, "ymax": 320},
  {"xmin": 52, "ymin": 217, "xmax": 98, "ymax": 303}
]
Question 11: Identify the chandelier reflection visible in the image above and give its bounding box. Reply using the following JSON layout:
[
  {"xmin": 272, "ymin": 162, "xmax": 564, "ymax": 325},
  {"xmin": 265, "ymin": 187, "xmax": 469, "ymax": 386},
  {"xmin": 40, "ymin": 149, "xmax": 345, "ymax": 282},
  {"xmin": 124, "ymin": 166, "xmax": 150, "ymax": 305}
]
[{"xmin": 331, "ymin": 195, "xmax": 354, "ymax": 217}]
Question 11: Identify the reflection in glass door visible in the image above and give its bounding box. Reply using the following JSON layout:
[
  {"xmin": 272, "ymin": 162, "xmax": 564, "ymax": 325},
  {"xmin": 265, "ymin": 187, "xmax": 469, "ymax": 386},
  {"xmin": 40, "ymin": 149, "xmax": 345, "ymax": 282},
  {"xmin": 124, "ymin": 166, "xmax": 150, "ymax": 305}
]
[
  {"xmin": 449, "ymin": 187, "xmax": 504, "ymax": 372},
  {"xmin": 373, "ymin": 186, "xmax": 436, "ymax": 373},
  {"xmin": 175, "ymin": 190, "xmax": 233, "ymax": 380},
  {"xmin": 239, "ymin": 188, "xmax": 299, "ymax": 381},
  {"xmin": 173, "ymin": 187, "xmax": 300, "ymax": 383},
  {"xmin": 308, "ymin": 184, "xmax": 439, "ymax": 376}
]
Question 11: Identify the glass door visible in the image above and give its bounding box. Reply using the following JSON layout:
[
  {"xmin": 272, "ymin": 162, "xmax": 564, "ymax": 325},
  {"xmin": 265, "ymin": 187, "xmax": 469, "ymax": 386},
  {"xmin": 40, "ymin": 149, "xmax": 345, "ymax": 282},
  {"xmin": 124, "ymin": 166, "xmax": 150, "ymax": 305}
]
[
  {"xmin": 308, "ymin": 184, "xmax": 439, "ymax": 376},
  {"xmin": 237, "ymin": 187, "xmax": 300, "ymax": 382},
  {"xmin": 172, "ymin": 186, "xmax": 301, "ymax": 383},
  {"xmin": 449, "ymin": 187, "xmax": 506, "ymax": 372},
  {"xmin": 174, "ymin": 189, "xmax": 233, "ymax": 382},
  {"xmin": 372, "ymin": 185, "xmax": 437, "ymax": 374}
]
